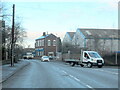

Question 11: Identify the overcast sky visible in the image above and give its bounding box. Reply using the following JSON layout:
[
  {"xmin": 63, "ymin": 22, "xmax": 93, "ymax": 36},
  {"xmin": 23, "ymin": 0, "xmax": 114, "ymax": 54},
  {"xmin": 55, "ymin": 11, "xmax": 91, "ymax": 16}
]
[{"xmin": 2, "ymin": 0, "xmax": 119, "ymax": 48}]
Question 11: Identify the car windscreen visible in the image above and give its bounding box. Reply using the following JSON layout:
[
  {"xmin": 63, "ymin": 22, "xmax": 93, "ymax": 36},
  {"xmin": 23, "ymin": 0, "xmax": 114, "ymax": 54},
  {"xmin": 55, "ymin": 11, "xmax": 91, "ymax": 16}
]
[
  {"xmin": 88, "ymin": 52, "xmax": 101, "ymax": 58},
  {"xmin": 43, "ymin": 56, "xmax": 48, "ymax": 58}
]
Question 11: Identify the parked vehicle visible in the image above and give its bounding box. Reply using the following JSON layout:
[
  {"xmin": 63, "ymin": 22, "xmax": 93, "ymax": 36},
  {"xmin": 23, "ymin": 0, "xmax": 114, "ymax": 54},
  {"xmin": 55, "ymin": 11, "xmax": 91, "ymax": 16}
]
[
  {"xmin": 23, "ymin": 52, "xmax": 34, "ymax": 59},
  {"xmin": 41, "ymin": 56, "xmax": 50, "ymax": 62},
  {"xmin": 64, "ymin": 51, "xmax": 104, "ymax": 68},
  {"xmin": 49, "ymin": 56, "xmax": 53, "ymax": 60},
  {"xmin": 49, "ymin": 56, "xmax": 56, "ymax": 60}
]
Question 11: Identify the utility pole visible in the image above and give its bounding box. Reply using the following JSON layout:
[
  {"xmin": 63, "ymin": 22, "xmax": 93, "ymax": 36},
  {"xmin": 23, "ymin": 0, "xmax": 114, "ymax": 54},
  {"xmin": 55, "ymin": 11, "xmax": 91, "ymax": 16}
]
[{"xmin": 11, "ymin": 4, "xmax": 15, "ymax": 66}]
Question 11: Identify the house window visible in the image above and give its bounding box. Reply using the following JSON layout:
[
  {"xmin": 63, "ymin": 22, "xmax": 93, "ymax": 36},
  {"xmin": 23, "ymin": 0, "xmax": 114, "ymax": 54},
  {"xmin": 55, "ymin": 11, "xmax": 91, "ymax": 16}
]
[
  {"xmin": 40, "ymin": 51, "xmax": 44, "ymax": 56},
  {"xmin": 48, "ymin": 40, "xmax": 51, "ymax": 46},
  {"xmin": 39, "ymin": 40, "xmax": 40, "ymax": 46},
  {"xmin": 37, "ymin": 41, "xmax": 39, "ymax": 47},
  {"xmin": 40, "ymin": 40, "xmax": 41, "ymax": 46},
  {"xmin": 42, "ymin": 40, "xmax": 44, "ymax": 46},
  {"xmin": 35, "ymin": 42, "xmax": 37, "ymax": 47},
  {"xmin": 40, "ymin": 51, "xmax": 42, "ymax": 56},
  {"xmin": 36, "ymin": 41, "xmax": 38, "ymax": 47},
  {"xmin": 37, "ymin": 51, "xmax": 39, "ymax": 56},
  {"xmin": 53, "ymin": 40, "xmax": 56, "ymax": 46},
  {"xmin": 40, "ymin": 40, "xmax": 42, "ymax": 46}
]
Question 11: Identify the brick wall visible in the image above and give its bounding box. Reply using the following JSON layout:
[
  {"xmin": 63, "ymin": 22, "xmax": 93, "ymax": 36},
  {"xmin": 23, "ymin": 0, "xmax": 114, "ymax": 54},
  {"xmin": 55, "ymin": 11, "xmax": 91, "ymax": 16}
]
[
  {"xmin": 45, "ymin": 35, "xmax": 57, "ymax": 56},
  {"xmin": 35, "ymin": 34, "xmax": 57, "ymax": 56}
]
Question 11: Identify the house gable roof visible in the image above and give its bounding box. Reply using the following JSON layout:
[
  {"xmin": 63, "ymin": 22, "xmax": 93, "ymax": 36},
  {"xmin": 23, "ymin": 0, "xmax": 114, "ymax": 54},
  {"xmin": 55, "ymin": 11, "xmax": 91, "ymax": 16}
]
[
  {"xmin": 46, "ymin": 33, "xmax": 57, "ymax": 38},
  {"xmin": 35, "ymin": 33, "xmax": 57, "ymax": 40},
  {"xmin": 67, "ymin": 32, "xmax": 75, "ymax": 40},
  {"xmin": 77, "ymin": 28, "xmax": 119, "ymax": 39},
  {"xmin": 35, "ymin": 35, "xmax": 49, "ymax": 40}
]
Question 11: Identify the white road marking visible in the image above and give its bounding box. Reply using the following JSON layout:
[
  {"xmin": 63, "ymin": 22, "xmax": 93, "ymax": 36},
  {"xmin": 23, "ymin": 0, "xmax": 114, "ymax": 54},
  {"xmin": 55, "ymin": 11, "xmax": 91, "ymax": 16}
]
[
  {"xmin": 86, "ymin": 85, "xmax": 93, "ymax": 88},
  {"xmin": 69, "ymin": 74, "xmax": 94, "ymax": 89},
  {"xmin": 73, "ymin": 77, "xmax": 80, "ymax": 82},
  {"xmin": 69, "ymin": 74, "xmax": 74, "ymax": 78},
  {"xmin": 86, "ymin": 85, "xmax": 96, "ymax": 90},
  {"xmin": 62, "ymin": 70, "xmax": 67, "ymax": 74},
  {"xmin": 62, "ymin": 70, "xmax": 94, "ymax": 89}
]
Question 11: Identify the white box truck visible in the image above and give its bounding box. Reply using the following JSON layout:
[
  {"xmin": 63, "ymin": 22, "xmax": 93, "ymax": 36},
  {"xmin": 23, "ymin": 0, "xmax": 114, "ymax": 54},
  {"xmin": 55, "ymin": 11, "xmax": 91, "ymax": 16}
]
[
  {"xmin": 23, "ymin": 52, "xmax": 34, "ymax": 59},
  {"xmin": 65, "ymin": 51, "xmax": 104, "ymax": 68}
]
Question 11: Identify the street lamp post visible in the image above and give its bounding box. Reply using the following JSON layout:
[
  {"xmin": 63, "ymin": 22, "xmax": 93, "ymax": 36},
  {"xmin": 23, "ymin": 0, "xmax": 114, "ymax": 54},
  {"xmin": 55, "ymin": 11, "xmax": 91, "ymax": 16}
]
[{"xmin": 11, "ymin": 4, "xmax": 15, "ymax": 66}]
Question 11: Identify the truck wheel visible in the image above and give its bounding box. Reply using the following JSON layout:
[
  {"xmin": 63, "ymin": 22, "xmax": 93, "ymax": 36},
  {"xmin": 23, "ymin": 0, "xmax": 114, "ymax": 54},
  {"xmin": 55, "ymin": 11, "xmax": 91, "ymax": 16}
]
[
  {"xmin": 71, "ymin": 62, "xmax": 75, "ymax": 67},
  {"xmin": 87, "ymin": 62, "xmax": 92, "ymax": 68},
  {"xmin": 69, "ymin": 62, "xmax": 71, "ymax": 64},
  {"xmin": 80, "ymin": 64, "xmax": 84, "ymax": 67},
  {"xmin": 98, "ymin": 65, "xmax": 103, "ymax": 68}
]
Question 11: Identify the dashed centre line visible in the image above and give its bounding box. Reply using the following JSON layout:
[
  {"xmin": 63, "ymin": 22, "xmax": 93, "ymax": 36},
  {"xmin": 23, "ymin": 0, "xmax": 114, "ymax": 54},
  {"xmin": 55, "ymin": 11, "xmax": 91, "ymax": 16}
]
[
  {"xmin": 62, "ymin": 70, "xmax": 67, "ymax": 74},
  {"xmin": 73, "ymin": 77, "xmax": 80, "ymax": 82},
  {"xmin": 62, "ymin": 70, "xmax": 94, "ymax": 89},
  {"xmin": 86, "ymin": 85, "xmax": 93, "ymax": 88}
]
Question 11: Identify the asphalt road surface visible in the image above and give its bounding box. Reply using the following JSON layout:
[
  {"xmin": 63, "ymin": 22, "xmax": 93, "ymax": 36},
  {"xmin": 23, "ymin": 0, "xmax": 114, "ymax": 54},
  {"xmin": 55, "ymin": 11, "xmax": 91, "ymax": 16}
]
[{"xmin": 2, "ymin": 60, "xmax": 119, "ymax": 89}]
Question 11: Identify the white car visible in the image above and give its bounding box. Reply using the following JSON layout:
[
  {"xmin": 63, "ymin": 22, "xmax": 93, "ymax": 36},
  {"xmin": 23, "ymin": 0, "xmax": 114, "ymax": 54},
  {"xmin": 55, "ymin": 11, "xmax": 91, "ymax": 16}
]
[{"xmin": 41, "ymin": 56, "xmax": 50, "ymax": 62}]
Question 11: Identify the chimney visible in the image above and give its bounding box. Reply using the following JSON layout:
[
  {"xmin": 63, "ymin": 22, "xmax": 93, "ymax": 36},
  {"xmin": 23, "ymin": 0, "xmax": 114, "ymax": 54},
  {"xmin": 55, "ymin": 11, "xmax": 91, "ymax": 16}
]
[{"xmin": 43, "ymin": 32, "xmax": 46, "ymax": 36}]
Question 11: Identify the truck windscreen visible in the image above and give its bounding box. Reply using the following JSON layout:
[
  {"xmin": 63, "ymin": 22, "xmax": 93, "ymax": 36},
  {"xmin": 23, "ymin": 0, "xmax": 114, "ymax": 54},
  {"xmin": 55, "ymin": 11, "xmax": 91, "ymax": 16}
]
[{"xmin": 88, "ymin": 52, "xmax": 101, "ymax": 58}]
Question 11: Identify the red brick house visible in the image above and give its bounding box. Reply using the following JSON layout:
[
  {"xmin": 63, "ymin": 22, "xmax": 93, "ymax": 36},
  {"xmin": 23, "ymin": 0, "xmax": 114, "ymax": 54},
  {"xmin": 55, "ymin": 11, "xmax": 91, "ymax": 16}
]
[{"xmin": 35, "ymin": 32, "xmax": 60, "ymax": 57}]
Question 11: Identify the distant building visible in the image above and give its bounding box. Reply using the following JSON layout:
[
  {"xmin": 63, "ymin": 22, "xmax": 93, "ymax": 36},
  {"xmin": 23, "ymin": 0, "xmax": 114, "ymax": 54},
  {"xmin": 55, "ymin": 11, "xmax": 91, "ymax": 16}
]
[
  {"xmin": 63, "ymin": 32, "xmax": 75, "ymax": 45},
  {"xmin": 23, "ymin": 48, "xmax": 35, "ymax": 53},
  {"xmin": 35, "ymin": 32, "xmax": 61, "ymax": 57},
  {"xmin": 22, "ymin": 48, "xmax": 35, "ymax": 57},
  {"xmin": 63, "ymin": 28, "xmax": 120, "ymax": 55}
]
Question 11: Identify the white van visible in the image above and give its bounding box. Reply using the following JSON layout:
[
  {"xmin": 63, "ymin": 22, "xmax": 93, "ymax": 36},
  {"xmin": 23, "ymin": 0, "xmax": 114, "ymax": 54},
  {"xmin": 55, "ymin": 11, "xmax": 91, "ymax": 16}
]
[
  {"xmin": 65, "ymin": 51, "xmax": 104, "ymax": 68},
  {"xmin": 82, "ymin": 51, "xmax": 104, "ymax": 68}
]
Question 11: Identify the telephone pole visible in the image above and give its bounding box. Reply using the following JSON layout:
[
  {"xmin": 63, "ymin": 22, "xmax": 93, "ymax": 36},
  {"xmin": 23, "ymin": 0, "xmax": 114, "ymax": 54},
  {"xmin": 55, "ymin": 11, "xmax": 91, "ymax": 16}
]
[{"xmin": 11, "ymin": 4, "xmax": 15, "ymax": 66}]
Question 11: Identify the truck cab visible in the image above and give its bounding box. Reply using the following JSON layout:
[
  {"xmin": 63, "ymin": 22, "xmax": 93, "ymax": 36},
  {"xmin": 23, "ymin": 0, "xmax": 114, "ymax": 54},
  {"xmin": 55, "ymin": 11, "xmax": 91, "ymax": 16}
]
[{"xmin": 82, "ymin": 51, "xmax": 104, "ymax": 68}]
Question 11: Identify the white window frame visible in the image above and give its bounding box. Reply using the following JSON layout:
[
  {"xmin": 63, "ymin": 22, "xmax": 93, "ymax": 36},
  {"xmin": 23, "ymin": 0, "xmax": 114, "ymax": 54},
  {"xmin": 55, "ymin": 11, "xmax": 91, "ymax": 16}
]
[
  {"xmin": 41, "ymin": 40, "xmax": 44, "ymax": 46},
  {"xmin": 40, "ymin": 40, "xmax": 41, "ymax": 46},
  {"xmin": 48, "ymin": 40, "xmax": 51, "ymax": 46},
  {"xmin": 53, "ymin": 40, "xmax": 56, "ymax": 46}
]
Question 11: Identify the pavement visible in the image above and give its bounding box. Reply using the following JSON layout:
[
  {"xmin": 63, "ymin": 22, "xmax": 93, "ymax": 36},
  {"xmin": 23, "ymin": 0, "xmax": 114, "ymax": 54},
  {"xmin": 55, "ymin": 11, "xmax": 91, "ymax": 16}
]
[{"xmin": 0, "ymin": 59, "xmax": 30, "ymax": 84}]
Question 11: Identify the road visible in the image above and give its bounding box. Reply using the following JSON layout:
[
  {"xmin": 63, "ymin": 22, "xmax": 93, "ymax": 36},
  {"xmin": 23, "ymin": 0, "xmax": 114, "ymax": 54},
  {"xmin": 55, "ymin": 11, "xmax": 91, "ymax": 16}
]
[{"xmin": 2, "ymin": 60, "xmax": 119, "ymax": 89}]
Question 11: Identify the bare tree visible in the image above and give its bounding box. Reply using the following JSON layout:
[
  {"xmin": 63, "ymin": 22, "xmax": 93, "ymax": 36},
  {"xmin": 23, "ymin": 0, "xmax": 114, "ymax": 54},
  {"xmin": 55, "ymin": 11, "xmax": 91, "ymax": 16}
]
[
  {"xmin": 1, "ymin": 2, "xmax": 27, "ymax": 63},
  {"xmin": 62, "ymin": 43, "xmax": 81, "ymax": 54}
]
